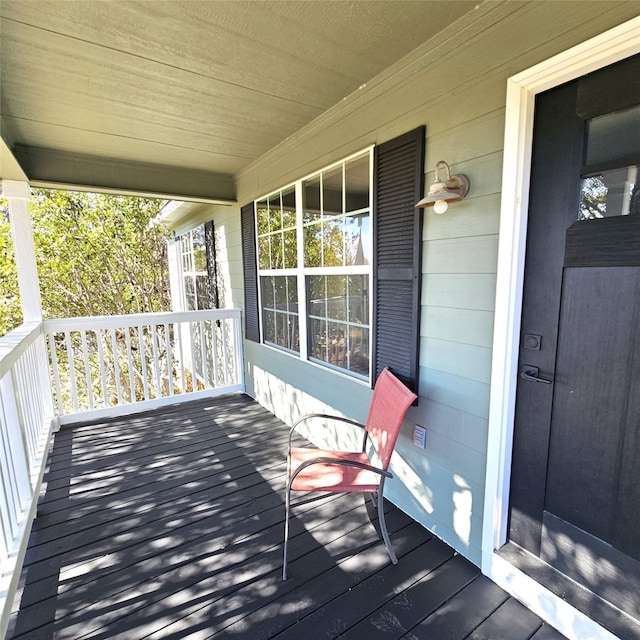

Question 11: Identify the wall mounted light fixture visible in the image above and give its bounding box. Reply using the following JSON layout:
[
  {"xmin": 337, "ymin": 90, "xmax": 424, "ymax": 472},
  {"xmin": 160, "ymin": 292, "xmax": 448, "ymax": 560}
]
[{"xmin": 416, "ymin": 160, "xmax": 470, "ymax": 214}]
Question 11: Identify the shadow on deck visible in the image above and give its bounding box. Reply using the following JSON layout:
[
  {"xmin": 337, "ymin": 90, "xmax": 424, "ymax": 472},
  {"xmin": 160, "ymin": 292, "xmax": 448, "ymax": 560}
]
[{"xmin": 7, "ymin": 394, "xmax": 566, "ymax": 640}]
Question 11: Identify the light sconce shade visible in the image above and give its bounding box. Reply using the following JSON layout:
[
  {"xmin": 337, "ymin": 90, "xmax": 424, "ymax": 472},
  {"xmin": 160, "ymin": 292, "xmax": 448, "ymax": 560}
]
[{"xmin": 416, "ymin": 160, "xmax": 470, "ymax": 214}]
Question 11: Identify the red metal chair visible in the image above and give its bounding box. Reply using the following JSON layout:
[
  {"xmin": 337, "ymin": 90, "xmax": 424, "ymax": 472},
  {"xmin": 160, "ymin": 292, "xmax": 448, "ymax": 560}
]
[{"xmin": 282, "ymin": 367, "xmax": 417, "ymax": 580}]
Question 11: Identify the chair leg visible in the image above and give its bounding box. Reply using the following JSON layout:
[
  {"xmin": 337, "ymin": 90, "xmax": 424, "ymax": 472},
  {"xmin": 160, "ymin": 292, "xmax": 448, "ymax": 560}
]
[
  {"xmin": 377, "ymin": 495, "xmax": 398, "ymax": 565},
  {"xmin": 283, "ymin": 482, "xmax": 291, "ymax": 580}
]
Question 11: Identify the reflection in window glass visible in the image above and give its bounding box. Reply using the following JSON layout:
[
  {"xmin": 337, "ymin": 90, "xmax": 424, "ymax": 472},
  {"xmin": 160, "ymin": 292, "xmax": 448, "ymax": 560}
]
[
  {"xmin": 322, "ymin": 218, "xmax": 344, "ymax": 266},
  {"xmin": 256, "ymin": 190, "xmax": 297, "ymax": 270},
  {"xmin": 185, "ymin": 277, "xmax": 196, "ymax": 311},
  {"xmin": 585, "ymin": 104, "xmax": 640, "ymax": 167},
  {"xmin": 345, "ymin": 154, "xmax": 370, "ymax": 213},
  {"xmin": 260, "ymin": 275, "xmax": 299, "ymax": 353},
  {"xmin": 579, "ymin": 165, "xmax": 639, "ymax": 220},
  {"xmin": 323, "ymin": 166, "xmax": 343, "ymax": 216},
  {"xmin": 344, "ymin": 213, "xmax": 370, "ymax": 266},
  {"xmin": 303, "ymin": 177, "xmax": 321, "ymax": 223},
  {"xmin": 302, "ymin": 151, "xmax": 370, "ymax": 269},
  {"xmin": 282, "ymin": 187, "xmax": 296, "ymax": 228},
  {"xmin": 307, "ymin": 274, "xmax": 369, "ymax": 376}
]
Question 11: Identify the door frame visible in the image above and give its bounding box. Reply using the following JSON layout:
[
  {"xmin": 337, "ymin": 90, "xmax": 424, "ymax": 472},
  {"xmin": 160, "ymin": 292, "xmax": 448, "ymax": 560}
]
[{"xmin": 482, "ymin": 16, "xmax": 640, "ymax": 640}]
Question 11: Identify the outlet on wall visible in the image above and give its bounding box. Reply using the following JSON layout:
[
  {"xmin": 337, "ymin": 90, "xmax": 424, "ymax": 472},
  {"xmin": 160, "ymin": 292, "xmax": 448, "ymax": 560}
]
[{"xmin": 412, "ymin": 425, "xmax": 426, "ymax": 449}]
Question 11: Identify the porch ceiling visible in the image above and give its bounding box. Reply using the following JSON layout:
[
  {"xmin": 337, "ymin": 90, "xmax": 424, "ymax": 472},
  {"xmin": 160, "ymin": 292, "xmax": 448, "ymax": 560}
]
[{"xmin": 0, "ymin": 0, "xmax": 477, "ymax": 203}]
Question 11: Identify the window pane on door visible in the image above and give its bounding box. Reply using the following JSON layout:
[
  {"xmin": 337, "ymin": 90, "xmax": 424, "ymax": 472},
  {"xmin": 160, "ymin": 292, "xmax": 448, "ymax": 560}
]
[
  {"xmin": 579, "ymin": 165, "xmax": 639, "ymax": 219},
  {"xmin": 585, "ymin": 104, "xmax": 640, "ymax": 167}
]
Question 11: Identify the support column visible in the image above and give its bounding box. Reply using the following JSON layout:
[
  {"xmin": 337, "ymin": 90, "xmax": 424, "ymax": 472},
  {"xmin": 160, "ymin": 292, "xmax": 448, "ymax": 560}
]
[{"xmin": 2, "ymin": 180, "xmax": 42, "ymax": 322}]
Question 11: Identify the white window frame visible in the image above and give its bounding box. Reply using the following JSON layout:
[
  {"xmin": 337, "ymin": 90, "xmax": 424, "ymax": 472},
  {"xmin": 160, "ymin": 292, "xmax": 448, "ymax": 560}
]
[{"xmin": 255, "ymin": 147, "xmax": 374, "ymax": 380}]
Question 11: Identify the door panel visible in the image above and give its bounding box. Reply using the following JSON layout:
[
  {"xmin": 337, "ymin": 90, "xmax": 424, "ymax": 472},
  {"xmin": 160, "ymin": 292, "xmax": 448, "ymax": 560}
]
[{"xmin": 545, "ymin": 266, "xmax": 640, "ymax": 545}]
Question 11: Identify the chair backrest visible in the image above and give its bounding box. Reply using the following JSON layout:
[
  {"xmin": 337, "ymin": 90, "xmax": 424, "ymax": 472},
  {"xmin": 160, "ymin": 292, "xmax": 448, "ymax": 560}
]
[{"xmin": 365, "ymin": 368, "xmax": 417, "ymax": 470}]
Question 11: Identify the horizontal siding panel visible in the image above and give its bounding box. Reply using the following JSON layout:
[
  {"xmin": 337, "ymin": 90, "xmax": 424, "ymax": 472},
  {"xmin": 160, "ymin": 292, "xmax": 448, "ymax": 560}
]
[
  {"xmin": 421, "ymin": 306, "xmax": 495, "ymax": 349},
  {"xmin": 422, "ymin": 273, "xmax": 496, "ymax": 312},
  {"xmin": 419, "ymin": 367, "xmax": 490, "ymax": 420},
  {"xmin": 423, "ymin": 109, "xmax": 506, "ymax": 172},
  {"xmin": 423, "ymin": 235, "xmax": 498, "ymax": 275},
  {"xmin": 411, "ymin": 397, "xmax": 489, "ymax": 456},
  {"xmin": 420, "ymin": 337, "xmax": 492, "ymax": 385},
  {"xmin": 423, "ymin": 193, "xmax": 501, "ymax": 242}
]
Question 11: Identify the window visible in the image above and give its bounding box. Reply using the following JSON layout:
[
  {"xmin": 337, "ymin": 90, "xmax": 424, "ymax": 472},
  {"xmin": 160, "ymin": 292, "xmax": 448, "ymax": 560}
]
[
  {"xmin": 255, "ymin": 151, "xmax": 372, "ymax": 378},
  {"xmin": 256, "ymin": 187, "xmax": 299, "ymax": 352},
  {"xmin": 178, "ymin": 221, "xmax": 218, "ymax": 311},
  {"xmin": 242, "ymin": 127, "xmax": 425, "ymax": 391}
]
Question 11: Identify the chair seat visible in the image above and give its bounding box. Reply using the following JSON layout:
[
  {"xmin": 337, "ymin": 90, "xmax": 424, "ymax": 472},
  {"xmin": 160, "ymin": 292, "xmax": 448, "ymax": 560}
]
[{"xmin": 289, "ymin": 447, "xmax": 381, "ymax": 492}]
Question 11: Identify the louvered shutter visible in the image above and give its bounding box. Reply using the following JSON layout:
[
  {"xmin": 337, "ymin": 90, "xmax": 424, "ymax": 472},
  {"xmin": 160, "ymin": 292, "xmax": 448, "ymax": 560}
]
[
  {"xmin": 241, "ymin": 202, "xmax": 260, "ymax": 342},
  {"xmin": 372, "ymin": 126, "xmax": 425, "ymax": 393}
]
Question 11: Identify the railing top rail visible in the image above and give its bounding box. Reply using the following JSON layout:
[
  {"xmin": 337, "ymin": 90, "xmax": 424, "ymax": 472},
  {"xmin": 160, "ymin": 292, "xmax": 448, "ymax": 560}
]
[
  {"xmin": 44, "ymin": 309, "xmax": 242, "ymax": 332},
  {"xmin": 0, "ymin": 321, "xmax": 44, "ymax": 378}
]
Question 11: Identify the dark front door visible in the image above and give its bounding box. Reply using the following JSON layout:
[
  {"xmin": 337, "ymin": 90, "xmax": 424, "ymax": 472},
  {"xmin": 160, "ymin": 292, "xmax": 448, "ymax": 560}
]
[{"xmin": 509, "ymin": 54, "xmax": 640, "ymax": 622}]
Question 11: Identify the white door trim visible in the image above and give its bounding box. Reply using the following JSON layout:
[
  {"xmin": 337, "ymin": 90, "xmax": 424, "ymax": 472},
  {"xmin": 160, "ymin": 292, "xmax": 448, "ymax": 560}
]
[{"xmin": 482, "ymin": 15, "xmax": 640, "ymax": 640}]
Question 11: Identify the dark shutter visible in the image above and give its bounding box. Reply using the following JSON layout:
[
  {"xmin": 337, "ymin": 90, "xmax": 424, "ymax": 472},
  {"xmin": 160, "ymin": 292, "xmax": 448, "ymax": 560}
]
[
  {"xmin": 241, "ymin": 202, "xmax": 260, "ymax": 342},
  {"xmin": 372, "ymin": 126, "xmax": 425, "ymax": 393},
  {"xmin": 204, "ymin": 220, "xmax": 219, "ymax": 309}
]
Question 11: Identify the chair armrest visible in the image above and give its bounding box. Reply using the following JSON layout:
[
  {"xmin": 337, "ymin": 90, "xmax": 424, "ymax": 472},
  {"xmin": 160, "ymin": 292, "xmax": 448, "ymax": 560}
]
[
  {"xmin": 288, "ymin": 456, "xmax": 393, "ymax": 489},
  {"xmin": 288, "ymin": 413, "xmax": 366, "ymax": 448}
]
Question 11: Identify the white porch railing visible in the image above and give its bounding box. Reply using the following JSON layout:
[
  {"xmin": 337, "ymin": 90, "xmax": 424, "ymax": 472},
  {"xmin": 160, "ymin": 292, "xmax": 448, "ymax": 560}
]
[
  {"xmin": 0, "ymin": 321, "xmax": 55, "ymax": 639},
  {"xmin": 44, "ymin": 309, "xmax": 245, "ymax": 424}
]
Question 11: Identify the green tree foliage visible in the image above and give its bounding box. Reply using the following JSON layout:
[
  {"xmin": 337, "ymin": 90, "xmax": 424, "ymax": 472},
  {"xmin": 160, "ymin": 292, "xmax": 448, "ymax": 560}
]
[
  {"xmin": 0, "ymin": 198, "xmax": 22, "ymax": 335},
  {"xmin": 0, "ymin": 190, "xmax": 171, "ymax": 336}
]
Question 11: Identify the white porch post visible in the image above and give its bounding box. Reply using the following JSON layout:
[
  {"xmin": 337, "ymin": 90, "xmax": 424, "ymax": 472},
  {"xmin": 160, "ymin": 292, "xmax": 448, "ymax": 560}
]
[{"xmin": 2, "ymin": 180, "xmax": 43, "ymax": 322}]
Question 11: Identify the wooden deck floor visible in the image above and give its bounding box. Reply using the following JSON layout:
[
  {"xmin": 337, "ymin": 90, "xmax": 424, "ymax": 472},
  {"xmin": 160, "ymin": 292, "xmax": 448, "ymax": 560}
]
[{"xmin": 7, "ymin": 394, "xmax": 566, "ymax": 640}]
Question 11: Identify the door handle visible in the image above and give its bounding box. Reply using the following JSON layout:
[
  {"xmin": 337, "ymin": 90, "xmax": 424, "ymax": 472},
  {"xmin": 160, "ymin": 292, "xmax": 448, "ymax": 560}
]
[{"xmin": 520, "ymin": 365, "xmax": 552, "ymax": 384}]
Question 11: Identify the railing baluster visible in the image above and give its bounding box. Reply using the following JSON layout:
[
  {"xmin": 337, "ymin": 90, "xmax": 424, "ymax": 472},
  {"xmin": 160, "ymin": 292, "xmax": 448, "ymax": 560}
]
[
  {"xmin": 234, "ymin": 310, "xmax": 244, "ymax": 386},
  {"xmin": 164, "ymin": 323, "xmax": 173, "ymax": 396},
  {"xmin": 188, "ymin": 321, "xmax": 196, "ymax": 392},
  {"xmin": 96, "ymin": 330, "xmax": 108, "ymax": 408},
  {"xmin": 210, "ymin": 321, "xmax": 220, "ymax": 388},
  {"xmin": 221, "ymin": 319, "xmax": 229, "ymax": 386},
  {"xmin": 64, "ymin": 330, "xmax": 79, "ymax": 413},
  {"xmin": 199, "ymin": 320, "xmax": 208, "ymax": 388},
  {"xmin": 80, "ymin": 330, "xmax": 94, "ymax": 410},
  {"xmin": 47, "ymin": 331, "xmax": 63, "ymax": 415},
  {"xmin": 139, "ymin": 325, "xmax": 149, "ymax": 401},
  {"xmin": 17, "ymin": 351, "xmax": 36, "ymax": 462},
  {"xmin": 177, "ymin": 321, "xmax": 186, "ymax": 394},
  {"xmin": 125, "ymin": 328, "xmax": 135, "ymax": 403},
  {"xmin": 151, "ymin": 325, "xmax": 161, "ymax": 399},
  {"xmin": 110, "ymin": 328, "xmax": 123, "ymax": 405}
]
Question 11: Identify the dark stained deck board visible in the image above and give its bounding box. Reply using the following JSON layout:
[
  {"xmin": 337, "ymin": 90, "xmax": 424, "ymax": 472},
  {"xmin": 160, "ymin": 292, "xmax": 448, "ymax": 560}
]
[
  {"xmin": 466, "ymin": 598, "xmax": 544, "ymax": 640},
  {"xmin": 7, "ymin": 393, "xmax": 567, "ymax": 640}
]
